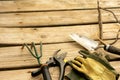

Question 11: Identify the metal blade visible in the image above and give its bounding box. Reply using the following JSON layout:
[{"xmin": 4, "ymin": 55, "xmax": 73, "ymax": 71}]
[
  {"xmin": 58, "ymin": 52, "xmax": 67, "ymax": 60},
  {"xmin": 70, "ymin": 33, "xmax": 99, "ymax": 51}
]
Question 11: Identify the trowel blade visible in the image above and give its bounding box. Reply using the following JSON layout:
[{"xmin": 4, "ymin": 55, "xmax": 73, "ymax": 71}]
[{"xmin": 70, "ymin": 33, "xmax": 99, "ymax": 51}]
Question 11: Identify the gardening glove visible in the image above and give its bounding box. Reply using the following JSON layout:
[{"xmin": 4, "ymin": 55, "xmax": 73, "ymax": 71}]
[
  {"xmin": 65, "ymin": 69, "xmax": 89, "ymax": 80},
  {"xmin": 68, "ymin": 50, "xmax": 119, "ymax": 80}
]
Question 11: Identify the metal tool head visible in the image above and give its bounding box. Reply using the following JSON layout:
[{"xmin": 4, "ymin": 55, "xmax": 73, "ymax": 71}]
[
  {"xmin": 53, "ymin": 49, "xmax": 61, "ymax": 57},
  {"xmin": 70, "ymin": 33, "xmax": 99, "ymax": 51},
  {"xmin": 46, "ymin": 49, "xmax": 61, "ymax": 66},
  {"xmin": 53, "ymin": 51, "xmax": 67, "ymax": 80},
  {"xmin": 46, "ymin": 49, "xmax": 67, "ymax": 66},
  {"xmin": 56, "ymin": 52, "xmax": 67, "ymax": 60},
  {"xmin": 53, "ymin": 49, "xmax": 67, "ymax": 60}
]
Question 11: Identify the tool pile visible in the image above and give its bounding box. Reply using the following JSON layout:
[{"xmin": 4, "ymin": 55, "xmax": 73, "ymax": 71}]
[
  {"xmin": 22, "ymin": 33, "xmax": 120, "ymax": 80},
  {"xmin": 68, "ymin": 34, "xmax": 120, "ymax": 80},
  {"xmin": 21, "ymin": 1, "xmax": 120, "ymax": 79},
  {"xmin": 22, "ymin": 42, "xmax": 68, "ymax": 80}
]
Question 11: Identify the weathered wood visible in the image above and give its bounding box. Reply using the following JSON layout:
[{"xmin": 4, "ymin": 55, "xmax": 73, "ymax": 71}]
[
  {"xmin": 0, "ymin": 23, "xmax": 119, "ymax": 44},
  {"xmin": 0, "ymin": 68, "xmax": 43, "ymax": 80},
  {"xmin": 0, "ymin": 39, "xmax": 120, "ymax": 69},
  {"xmin": 0, "ymin": 9, "xmax": 119, "ymax": 27},
  {"xmin": 0, "ymin": 0, "xmax": 120, "ymax": 12},
  {"xmin": 0, "ymin": 64, "xmax": 120, "ymax": 80},
  {"xmin": 0, "ymin": 42, "xmax": 81, "ymax": 69},
  {"xmin": 0, "ymin": 1, "xmax": 119, "ymax": 80}
]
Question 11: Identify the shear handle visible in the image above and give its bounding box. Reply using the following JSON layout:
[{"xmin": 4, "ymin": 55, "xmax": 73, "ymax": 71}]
[
  {"xmin": 42, "ymin": 65, "xmax": 52, "ymax": 80},
  {"xmin": 31, "ymin": 64, "xmax": 52, "ymax": 80},
  {"xmin": 59, "ymin": 61, "xmax": 66, "ymax": 80},
  {"xmin": 31, "ymin": 68, "xmax": 41, "ymax": 77}
]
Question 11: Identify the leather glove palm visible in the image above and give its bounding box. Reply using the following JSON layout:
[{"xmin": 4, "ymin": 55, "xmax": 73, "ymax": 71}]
[{"xmin": 68, "ymin": 50, "xmax": 119, "ymax": 80}]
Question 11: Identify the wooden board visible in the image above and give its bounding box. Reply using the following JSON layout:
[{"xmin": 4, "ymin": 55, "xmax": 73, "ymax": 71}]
[
  {"xmin": 0, "ymin": 41, "xmax": 120, "ymax": 79},
  {"xmin": 0, "ymin": 23, "xmax": 119, "ymax": 44},
  {"xmin": 0, "ymin": 65, "xmax": 120, "ymax": 80},
  {"xmin": 0, "ymin": 0, "xmax": 120, "ymax": 80},
  {"xmin": 0, "ymin": 40, "xmax": 120, "ymax": 69},
  {"xmin": 0, "ymin": 9, "xmax": 119, "ymax": 27},
  {"xmin": 0, "ymin": 0, "xmax": 120, "ymax": 12},
  {"xmin": 0, "ymin": 42, "xmax": 81, "ymax": 69}
]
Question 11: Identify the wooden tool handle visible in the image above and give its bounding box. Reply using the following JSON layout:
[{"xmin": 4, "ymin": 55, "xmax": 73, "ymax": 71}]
[{"xmin": 104, "ymin": 45, "xmax": 120, "ymax": 55}]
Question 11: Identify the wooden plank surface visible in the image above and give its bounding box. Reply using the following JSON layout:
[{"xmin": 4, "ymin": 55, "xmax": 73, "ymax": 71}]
[
  {"xmin": 0, "ymin": 42, "xmax": 81, "ymax": 69},
  {"xmin": 0, "ymin": 64, "xmax": 120, "ymax": 80},
  {"xmin": 0, "ymin": 23, "xmax": 119, "ymax": 44},
  {"xmin": 0, "ymin": 41, "xmax": 120, "ymax": 80},
  {"xmin": 0, "ymin": 0, "xmax": 120, "ymax": 80},
  {"xmin": 0, "ymin": 0, "xmax": 120, "ymax": 12},
  {"xmin": 0, "ymin": 9, "xmax": 119, "ymax": 27},
  {"xmin": 0, "ymin": 39, "xmax": 120, "ymax": 69}
]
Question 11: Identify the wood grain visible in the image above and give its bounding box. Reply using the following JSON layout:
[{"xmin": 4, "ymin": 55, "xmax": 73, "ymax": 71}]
[
  {"xmin": 0, "ymin": 42, "xmax": 81, "ymax": 69},
  {"xmin": 0, "ymin": 0, "xmax": 120, "ymax": 80},
  {"xmin": 0, "ymin": 9, "xmax": 119, "ymax": 27},
  {"xmin": 0, "ymin": 0, "xmax": 120, "ymax": 12},
  {"xmin": 0, "ymin": 23, "xmax": 119, "ymax": 44},
  {"xmin": 0, "ymin": 39, "xmax": 120, "ymax": 69},
  {"xmin": 0, "ymin": 64, "xmax": 120, "ymax": 80}
]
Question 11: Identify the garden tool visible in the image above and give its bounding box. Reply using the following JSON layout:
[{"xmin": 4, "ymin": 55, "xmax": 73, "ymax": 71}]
[
  {"xmin": 22, "ymin": 42, "xmax": 52, "ymax": 80},
  {"xmin": 25, "ymin": 45, "xmax": 67, "ymax": 80},
  {"xmin": 67, "ymin": 50, "xmax": 119, "ymax": 80},
  {"xmin": 70, "ymin": 33, "xmax": 120, "ymax": 55}
]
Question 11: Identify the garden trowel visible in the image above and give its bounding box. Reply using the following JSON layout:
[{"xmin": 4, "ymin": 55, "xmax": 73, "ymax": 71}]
[{"xmin": 70, "ymin": 33, "xmax": 120, "ymax": 55}]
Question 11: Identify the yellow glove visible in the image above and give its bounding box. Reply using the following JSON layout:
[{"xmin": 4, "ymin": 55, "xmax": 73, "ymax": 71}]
[{"xmin": 68, "ymin": 50, "xmax": 119, "ymax": 80}]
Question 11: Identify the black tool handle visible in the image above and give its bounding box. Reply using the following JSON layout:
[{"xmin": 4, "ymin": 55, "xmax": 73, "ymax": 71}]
[
  {"xmin": 104, "ymin": 45, "xmax": 120, "ymax": 55},
  {"xmin": 31, "ymin": 68, "xmax": 41, "ymax": 77},
  {"xmin": 31, "ymin": 64, "xmax": 52, "ymax": 80},
  {"xmin": 41, "ymin": 65, "xmax": 52, "ymax": 80}
]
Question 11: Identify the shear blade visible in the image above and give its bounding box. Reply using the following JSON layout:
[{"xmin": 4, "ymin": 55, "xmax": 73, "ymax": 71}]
[{"xmin": 58, "ymin": 52, "xmax": 67, "ymax": 60}]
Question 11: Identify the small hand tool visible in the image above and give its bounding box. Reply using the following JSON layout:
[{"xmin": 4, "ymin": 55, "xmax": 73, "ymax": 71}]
[
  {"xmin": 53, "ymin": 50, "xmax": 67, "ymax": 80},
  {"xmin": 22, "ymin": 42, "xmax": 52, "ymax": 80},
  {"xmin": 30, "ymin": 48, "xmax": 67, "ymax": 80},
  {"xmin": 70, "ymin": 33, "xmax": 120, "ymax": 55}
]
